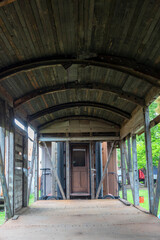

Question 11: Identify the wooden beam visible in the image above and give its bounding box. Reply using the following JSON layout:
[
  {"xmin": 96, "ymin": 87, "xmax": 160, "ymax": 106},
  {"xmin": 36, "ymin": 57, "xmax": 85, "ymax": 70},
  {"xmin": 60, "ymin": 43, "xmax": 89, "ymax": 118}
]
[
  {"xmin": 38, "ymin": 115, "xmax": 120, "ymax": 130},
  {"xmin": 66, "ymin": 141, "xmax": 70, "ymax": 199},
  {"xmin": 0, "ymin": 0, "xmax": 16, "ymax": 7},
  {"xmin": 14, "ymin": 82, "xmax": 145, "ymax": 108},
  {"xmin": 43, "ymin": 142, "xmax": 66, "ymax": 200},
  {"xmin": 153, "ymin": 159, "xmax": 160, "ymax": 216},
  {"xmin": 96, "ymin": 142, "xmax": 115, "ymax": 199},
  {"xmin": 39, "ymin": 136, "xmax": 120, "ymax": 142},
  {"xmin": 0, "ymin": 56, "xmax": 159, "ymax": 87},
  {"xmin": 132, "ymin": 134, "xmax": 139, "ymax": 206},
  {"xmin": 28, "ymin": 102, "xmax": 131, "ymax": 121},
  {"xmin": 120, "ymin": 140, "xmax": 127, "ymax": 200},
  {"xmin": 143, "ymin": 107, "xmax": 154, "ymax": 213}
]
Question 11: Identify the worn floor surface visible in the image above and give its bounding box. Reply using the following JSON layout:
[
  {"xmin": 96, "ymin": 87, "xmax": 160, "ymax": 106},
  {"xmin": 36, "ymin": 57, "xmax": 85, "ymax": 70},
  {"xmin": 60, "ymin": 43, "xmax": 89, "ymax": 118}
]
[{"xmin": 0, "ymin": 200, "xmax": 160, "ymax": 240}]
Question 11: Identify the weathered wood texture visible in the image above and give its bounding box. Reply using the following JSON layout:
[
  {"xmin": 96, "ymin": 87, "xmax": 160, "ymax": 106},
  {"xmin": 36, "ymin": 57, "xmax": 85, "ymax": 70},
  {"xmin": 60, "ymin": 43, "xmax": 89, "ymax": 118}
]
[
  {"xmin": 153, "ymin": 159, "xmax": 160, "ymax": 216},
  {"xmin": 143, "ymin": 107, "xmax": 154, "ymax": 214},
  {"xmin": 90, "ymin": 142, "xmax": 95, "ymax": 199},
  {"xmin": 66, "ymin": 141, "xmax": 70, "ymax": 199},
  {"xmin": 0, "ymin": 0, "xmax": 159, "ymax": 130},
  {"xmin": 96, "ymin": 142, "xmax": 115, "ymax": 199},
  {"xmin": 0, "ymin": 142, "xmax": 12, "ymax": 219},
  {"xmin": 43, "ymin": 142, "xmax": 66, "ymax": 199},
  {"xmin": 34, "ymin": 134, "xmax": 39, "ymax": 202},
  {"xmin": 0, "ymin": 0, "xmax": 16, "ymax": 7},
  {"xmin": 51, "ymin": 142, "xmax": 57, "ymax": 197},
  {"xmin": 14, "ymin": 130, "xmax": 24, "ymax": 212},
  {"xmin": 132, "ymin": 134, "xmax": 139, "ymax": 206},
  {"xmin": 120, "ymin": 140, "xmax": 127, "ymax": 200}
]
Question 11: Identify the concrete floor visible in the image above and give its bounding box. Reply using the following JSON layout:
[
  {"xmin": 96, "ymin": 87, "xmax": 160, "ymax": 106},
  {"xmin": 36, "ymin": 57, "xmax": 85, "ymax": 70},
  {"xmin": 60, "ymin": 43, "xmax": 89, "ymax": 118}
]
[{"xmin": 0, "ymin": 200, "xmax": 160, "ymax": 240}]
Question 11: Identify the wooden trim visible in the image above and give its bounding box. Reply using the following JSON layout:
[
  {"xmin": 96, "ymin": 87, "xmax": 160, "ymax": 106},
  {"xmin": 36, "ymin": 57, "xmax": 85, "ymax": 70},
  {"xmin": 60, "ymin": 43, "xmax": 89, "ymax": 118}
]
[
  {"xmin": 14, "ymin": 82, "xmax": 145, "ymax": 108},
  {"xmin": 28, "ymin": 102, "xmax": 131, "ymax": 121},
  {"xmin": 0, "ymin": 56, "xmax": 159, "ymax": 87}
]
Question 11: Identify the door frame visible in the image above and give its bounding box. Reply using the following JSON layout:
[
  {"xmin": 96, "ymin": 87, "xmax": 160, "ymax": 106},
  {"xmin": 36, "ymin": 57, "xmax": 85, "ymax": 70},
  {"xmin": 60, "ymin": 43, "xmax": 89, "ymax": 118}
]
[{"xmin": 70, "ymin": 143, "xmax": 90, "ymax": 196}]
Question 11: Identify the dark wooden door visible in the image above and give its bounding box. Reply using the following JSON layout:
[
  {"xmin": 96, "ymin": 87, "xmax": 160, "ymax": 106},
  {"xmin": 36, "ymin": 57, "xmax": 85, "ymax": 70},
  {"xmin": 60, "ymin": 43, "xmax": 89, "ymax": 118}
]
[{"xmin": 71, "ymin": 145, "xmax": 89, "ymax": 194}]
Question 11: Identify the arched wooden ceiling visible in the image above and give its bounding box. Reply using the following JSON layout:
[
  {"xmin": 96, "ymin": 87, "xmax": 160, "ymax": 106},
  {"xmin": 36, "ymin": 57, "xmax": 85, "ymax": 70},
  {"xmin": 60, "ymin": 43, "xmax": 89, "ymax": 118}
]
[{"xmin": 0, "ymin": 0, "xmax": 160, "ymax": 130}]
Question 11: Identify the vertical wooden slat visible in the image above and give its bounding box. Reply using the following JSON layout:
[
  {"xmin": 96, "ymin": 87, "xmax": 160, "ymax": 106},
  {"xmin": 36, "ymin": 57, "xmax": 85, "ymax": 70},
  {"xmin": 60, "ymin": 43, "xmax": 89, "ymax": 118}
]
[
  {"xmin": 153, "ymin": 159, "xmax": 160, "ymax": 216},
  {"xmin": 8, "ymin": 108, "xmax": 14, "ymax": 214},
  {"xmin": 23, "ymin": 125, "xmax": 28, "ymax": 207},
  {"xmin": 132, "ymin": 134, "xmax": 139, "ymax": 206},
  {"xmin": 124, "ymin": 140, "xmax": 134, "ymax": 199},
  {"xmin": 66, "ymin": 141, "xmax": 70, "ymax": 199},
  {"xmin": 0, "ymin": 101, "xmax": 12, "ymax": 218},
  {"xmin": 90, "ymin": 142, "xmax": 95, "ymax": 199},
  {"xmin": 120, "ymin": 140, "xmax": 127, "ymax": 200},
  {"xmin": 34, "ymin": 134, "xmax": 39, "ymax": 202},
  {"xmin": 143, "ymin": 107, "xmax": 154, "ymax": 213},
  {"xmin": 51, "ymin": 142, "xmax": 57, "ymax": 197},
  {"xmin": 28, "ymin": 135, "xmax": 36, "ymax": 204}
]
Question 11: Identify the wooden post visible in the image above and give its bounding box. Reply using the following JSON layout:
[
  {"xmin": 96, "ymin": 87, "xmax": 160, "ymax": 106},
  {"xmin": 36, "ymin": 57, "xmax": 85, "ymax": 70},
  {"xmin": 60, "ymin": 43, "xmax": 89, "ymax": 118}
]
[
  {"xmin": 66, "ymin": 141, "xmax": 70, "ymax": 199},
  {"xmin": 96, "ymin": 142, "xmax": 115, "ymax": 199},
  {"xmin": 0, "ymin": 101, "xmax": 12, "ymax": 219},
  {"xmin": 51, "ymin": 142, "xmax": 57, "ymax": 197},
  {"xmin": 143, "ymin": 107, "xmax": 154, "ymax": 213},
  {"xmin": 28, "ymin": 136, "xmax": 36, "ymax": 204},
  {"xmin": 120, "ymin": 140, "xmax": 127, "ymax": 200},
  {"xmin": 124, "ymin": 139, "xmax": 134, "ymax": 199},
  {"xmin": 0, "ymin": 148, "xmax": 12, "ymax": 219},
  {"xmin": 23, "ymin": 124, "xmax": 28, "ymax": 207},
  {"xmin": 153, "ymin": 159, "xmax": 160, "ymax": 216},
  {"xmin": 90, "ymin": 142, "xmax": 95, "ymax": 199},
  {"xmin": 8, "ymin": 108, "xmax": 15, "ymax": 214},
  {"xmin": 43, "ymin": 142, "xmax": 66, "ymax": 199},
  {"xmin": 34, "ymin": 134, "xmax": 39, "ymax": 201},
  {"xmin": 132, "ymin": 134, "xmax": 139, "ymax": 206}
]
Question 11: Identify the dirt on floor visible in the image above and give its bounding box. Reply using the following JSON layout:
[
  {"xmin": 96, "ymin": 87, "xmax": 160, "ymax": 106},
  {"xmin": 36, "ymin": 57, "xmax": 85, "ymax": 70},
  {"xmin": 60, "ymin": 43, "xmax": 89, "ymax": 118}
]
[{"xmin": 0, "ymin": 199, "xmax": 160, "ymax": 240}]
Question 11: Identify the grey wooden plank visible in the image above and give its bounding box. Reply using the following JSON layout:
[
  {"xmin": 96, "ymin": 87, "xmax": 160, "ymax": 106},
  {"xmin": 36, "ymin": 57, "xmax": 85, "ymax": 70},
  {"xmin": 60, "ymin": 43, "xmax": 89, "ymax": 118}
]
[
  {"xmin": 66, "ymin": 141, "xmax": 70, "ymax": 199},
  {"xmin": 143, "ymin": 107, "xmax": 154, "ymax": 214},
  {"xmin": 120, "ymin": 140, "xmax": 127, "ymax": 200},
  {"xmin": 132, "ymin": 134, "xmax": 139, "ymax": 206}
]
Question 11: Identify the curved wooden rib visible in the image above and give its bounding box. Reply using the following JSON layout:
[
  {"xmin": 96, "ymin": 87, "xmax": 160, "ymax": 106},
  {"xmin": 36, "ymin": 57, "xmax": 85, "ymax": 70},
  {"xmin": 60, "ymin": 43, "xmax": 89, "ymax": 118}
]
[
  {"xmin": 14, "ymin": 82, "xmax": 145, "ymax": 108},
  {"xmin": 0, "ymin": 55, "xmax": 160, "ymax": 87},
  {"xmin": 28, "ymin": 101, "xmax": 131, "ymax": 121},
  {"xmin": 38, "ymin": 115, "xmax": 121, "ymax": 130}
]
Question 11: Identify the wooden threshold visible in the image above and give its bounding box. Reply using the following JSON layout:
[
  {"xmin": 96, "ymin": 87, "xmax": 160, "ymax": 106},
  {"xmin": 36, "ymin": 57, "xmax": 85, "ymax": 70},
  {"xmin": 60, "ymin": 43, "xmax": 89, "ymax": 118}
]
[{"xmin": 70, "ymin": 193, "xmax": 90, "ymax": 196}]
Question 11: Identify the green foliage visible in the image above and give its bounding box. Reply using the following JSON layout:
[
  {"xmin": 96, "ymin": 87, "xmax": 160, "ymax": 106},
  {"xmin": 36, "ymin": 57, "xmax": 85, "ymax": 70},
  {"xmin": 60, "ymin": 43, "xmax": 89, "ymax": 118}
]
[
  {"xmin": 137, "ymin": 100, "xmax": 160, "ymax": 169},
  {"xmin": 0, "ymin": 211, "xmax": 5, "ymax": 225}
]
